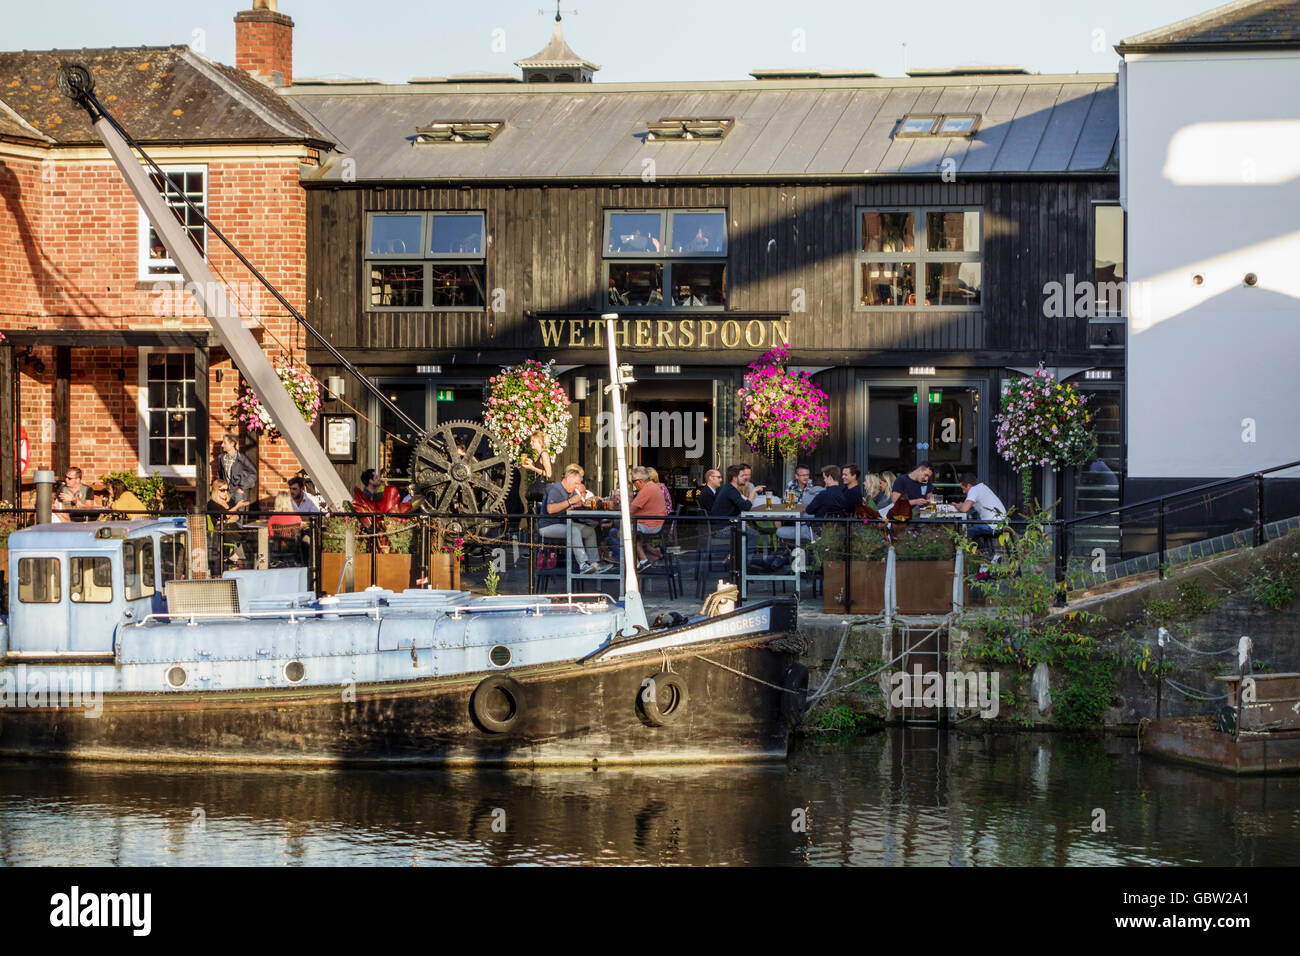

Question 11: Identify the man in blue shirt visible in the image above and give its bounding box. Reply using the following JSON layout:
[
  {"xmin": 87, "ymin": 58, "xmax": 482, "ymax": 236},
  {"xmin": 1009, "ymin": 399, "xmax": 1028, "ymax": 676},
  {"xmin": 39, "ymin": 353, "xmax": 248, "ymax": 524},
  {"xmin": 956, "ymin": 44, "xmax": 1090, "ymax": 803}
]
[
  {"xmin": 540, "ymin": 466, "xmax": 610, "ymax": 574},
  {"xmin": 840, "ymin": 463, "xmax": 864, "ymax": 510}
]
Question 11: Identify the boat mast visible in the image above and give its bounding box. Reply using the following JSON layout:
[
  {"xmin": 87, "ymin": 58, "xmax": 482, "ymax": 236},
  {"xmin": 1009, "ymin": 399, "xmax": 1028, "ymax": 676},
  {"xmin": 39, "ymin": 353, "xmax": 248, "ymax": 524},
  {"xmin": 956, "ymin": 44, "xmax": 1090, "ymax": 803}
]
[{"xmin": 603, "ymin": 313, "xmax": 649, "ymax": 634}]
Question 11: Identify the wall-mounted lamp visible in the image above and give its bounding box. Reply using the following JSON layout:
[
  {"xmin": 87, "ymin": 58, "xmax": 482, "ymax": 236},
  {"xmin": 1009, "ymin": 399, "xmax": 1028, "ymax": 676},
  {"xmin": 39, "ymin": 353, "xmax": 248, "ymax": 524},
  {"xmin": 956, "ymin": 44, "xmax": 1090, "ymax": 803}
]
[
  {"xmin": 573, "ymin": 376, "xmax": 589, "ymax": 401},
  {"xmin": 908, "ymin": 366, "xmax": 936, "ymax": 376},
  {"xmin": 215, "ymin": 369, "xmax": 223, "ymax": 383},
  {"xmin": 326, "ymin": 375, "xmax": 345, "ymax": 398}
]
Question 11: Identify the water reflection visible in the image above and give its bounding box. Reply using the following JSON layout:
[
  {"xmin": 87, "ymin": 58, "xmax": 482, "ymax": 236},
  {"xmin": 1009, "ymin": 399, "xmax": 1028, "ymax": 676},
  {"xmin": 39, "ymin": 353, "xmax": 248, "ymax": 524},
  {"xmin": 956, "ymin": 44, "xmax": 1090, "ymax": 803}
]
[{"xmin": 0, "ymin": 730, "xmax": 1296, "ymax": 866}]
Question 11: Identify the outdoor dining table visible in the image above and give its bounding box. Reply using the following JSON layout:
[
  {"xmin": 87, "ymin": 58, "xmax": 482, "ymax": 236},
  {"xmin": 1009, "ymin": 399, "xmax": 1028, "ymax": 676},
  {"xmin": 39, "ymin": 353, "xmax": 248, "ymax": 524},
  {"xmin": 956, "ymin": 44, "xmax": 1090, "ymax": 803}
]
[
  {"xmin": 564, "ymin": 510, "xmax": 625, "ymax": 595},
  {"xmin": 737, "ymin": 506, "xmax": 807, "ymax": 599}
]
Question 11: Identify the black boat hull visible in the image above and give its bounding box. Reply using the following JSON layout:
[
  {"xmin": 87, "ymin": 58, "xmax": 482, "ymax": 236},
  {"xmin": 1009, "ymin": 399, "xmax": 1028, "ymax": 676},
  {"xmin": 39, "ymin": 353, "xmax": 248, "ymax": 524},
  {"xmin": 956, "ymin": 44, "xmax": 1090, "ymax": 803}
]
[{"xmin": 0, "ymin": 625, "xmax": 807, "ymax": 767}]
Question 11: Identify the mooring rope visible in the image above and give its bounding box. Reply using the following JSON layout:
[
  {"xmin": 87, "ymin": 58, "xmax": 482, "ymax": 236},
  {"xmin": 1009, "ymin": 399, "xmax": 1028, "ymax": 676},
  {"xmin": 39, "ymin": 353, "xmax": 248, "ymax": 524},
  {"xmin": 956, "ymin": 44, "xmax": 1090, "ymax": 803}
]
[
  {"xmin": 1161, "ymin": 677, "xmax": 1229, "ymax": 702},
  {"xmin": 1160, "ymin": 632, "xmax": 1238, "ymax": 657}
]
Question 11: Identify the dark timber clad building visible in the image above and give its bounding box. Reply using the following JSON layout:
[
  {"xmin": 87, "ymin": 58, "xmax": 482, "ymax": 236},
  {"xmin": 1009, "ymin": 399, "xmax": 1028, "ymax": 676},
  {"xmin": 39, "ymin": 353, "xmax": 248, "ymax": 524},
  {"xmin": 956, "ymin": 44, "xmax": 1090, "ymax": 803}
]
[{"xmin": 283, "ymin": 19, "xmax": 1126, "ymax": 534}]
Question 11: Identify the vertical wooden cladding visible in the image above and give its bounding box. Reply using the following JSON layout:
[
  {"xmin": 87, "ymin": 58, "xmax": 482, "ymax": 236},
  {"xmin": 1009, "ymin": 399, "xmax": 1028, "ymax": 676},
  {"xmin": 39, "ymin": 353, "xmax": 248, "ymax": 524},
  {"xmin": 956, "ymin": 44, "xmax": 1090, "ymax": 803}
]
[{"xmin": 303, "ymin": 177, "xmax": 1115, "ymax": 358}]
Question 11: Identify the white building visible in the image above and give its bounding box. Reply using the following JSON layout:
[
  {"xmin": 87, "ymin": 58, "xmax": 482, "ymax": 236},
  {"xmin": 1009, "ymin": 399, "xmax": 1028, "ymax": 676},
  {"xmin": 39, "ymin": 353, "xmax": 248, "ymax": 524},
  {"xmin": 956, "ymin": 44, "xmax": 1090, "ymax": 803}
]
[{"xmin": 1118, "ymin": 0, "xmax": 1300, "ymax": 499}]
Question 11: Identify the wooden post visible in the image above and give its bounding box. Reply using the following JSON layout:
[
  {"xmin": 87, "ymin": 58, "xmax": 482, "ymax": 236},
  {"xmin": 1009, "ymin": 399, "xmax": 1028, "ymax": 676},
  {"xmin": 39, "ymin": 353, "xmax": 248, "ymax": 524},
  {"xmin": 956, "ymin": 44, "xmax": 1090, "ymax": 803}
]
[
  {"xmin": 0, "ymin": 345, "xmax": 15, "ymax": 503},
  {"xmin": 194, "ymin": 345, "xmax": 210, "ymax": 504},
  {"xmin": 344, "ymin": 522, "xmax": 356, "ymax": 593},
  {"xmin": 257, "ymin": 526, "xmax": 268, "ymax": 569},
  {"xmin": 54, "ymin": 347, "xmax": 71, "ymax": 482}
]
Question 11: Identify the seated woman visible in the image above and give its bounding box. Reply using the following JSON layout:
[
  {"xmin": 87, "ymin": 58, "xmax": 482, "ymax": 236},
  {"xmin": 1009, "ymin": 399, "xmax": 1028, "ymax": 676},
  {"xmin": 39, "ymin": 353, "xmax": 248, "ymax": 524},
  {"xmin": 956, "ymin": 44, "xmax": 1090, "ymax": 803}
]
[
  {"xmin": 106, "ymin": 478, "xmax": 147, "ymax": 518},
  {"xmin": 267, "ymin": 491, "xmax": 305, "ymax": 566},
  {"xmin": 205, "ymin": 479, "xmax": 248, "ymax": 569},
  {"xmin": 628, "ymin": 466, "xmax": 667, "ymax": 571}
]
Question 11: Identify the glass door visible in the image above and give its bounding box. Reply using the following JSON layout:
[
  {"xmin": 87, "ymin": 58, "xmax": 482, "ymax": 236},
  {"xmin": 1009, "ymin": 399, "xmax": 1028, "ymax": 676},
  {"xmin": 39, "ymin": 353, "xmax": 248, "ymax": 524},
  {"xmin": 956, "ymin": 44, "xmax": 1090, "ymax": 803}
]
[
  {"xmin": 859, "ymin": 377, "xmax": 986, "ymax": 502},
  {"xmin": 372, "ymin": 381, "xmax": 429, "ymax": 492}
]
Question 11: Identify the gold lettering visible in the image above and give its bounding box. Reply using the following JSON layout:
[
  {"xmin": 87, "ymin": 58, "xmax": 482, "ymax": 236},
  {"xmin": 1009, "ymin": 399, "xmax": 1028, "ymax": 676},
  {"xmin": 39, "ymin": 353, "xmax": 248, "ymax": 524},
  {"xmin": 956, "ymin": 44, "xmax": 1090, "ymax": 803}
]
[
  {"xmin": 656, "ymin": 320, "xmax": 674, "ymax": 349},
  {"xmin": 720, "ymin": 320, "xmax": 741, "ymax": 348},
  {"xmin": 700, "ymin": 319, "xmax": 718, "ymax": 347},
  {"xmin": 613, "ymin": 321, "xmax": 630, "ymax": 347},
  {"xmin": 568, "ymin": 320, "xmax": 585, "ymax": 347},
  {"xmin": 744, "ymin": 320, "xmax": 764, "ymax": 348},
  {"xmin": 678, "ymin": 319, "xmax": 696, "ymax": 347},
  {"xmin": 540, "ymin": 320, "xmax": 564, "ymax": 347},
  {"xmin": 772, "ymin": 319, "xmax": 790, "ymax": 347},
  {"xmin": 635, "ymin": 320, "xmax": 652, "ymax": 347},
  {"xmin": 589, "ymin": 319, "xmax": 605, "ymax": 347}
]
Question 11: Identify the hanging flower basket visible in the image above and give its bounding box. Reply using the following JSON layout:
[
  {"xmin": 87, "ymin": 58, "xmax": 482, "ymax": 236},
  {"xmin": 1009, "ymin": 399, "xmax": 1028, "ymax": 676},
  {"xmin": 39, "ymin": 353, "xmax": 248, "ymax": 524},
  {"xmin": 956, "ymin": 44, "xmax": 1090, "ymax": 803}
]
[
  {"xmin": 482, "ymin": 359, "xmax": 571, "ymax": 463},
  {"xmin": 235, "ymin": 362, "xmax": 322, "ymax": 440},
  {"xmin": 994, "ymin": 366, "xmax": 1097, "ymax": 506},
  {"xmin": 736, "ymin": 345, "xmax": 830, "ymax": 462}
]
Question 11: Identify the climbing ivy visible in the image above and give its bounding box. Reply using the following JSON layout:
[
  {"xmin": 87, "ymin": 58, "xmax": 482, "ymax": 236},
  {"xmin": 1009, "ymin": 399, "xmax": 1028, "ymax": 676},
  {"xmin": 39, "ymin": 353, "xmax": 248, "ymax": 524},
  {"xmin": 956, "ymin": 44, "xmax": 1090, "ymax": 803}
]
[{"xmin": 956, "ymin": 509, "xmax": 1119, "ymax": 729}]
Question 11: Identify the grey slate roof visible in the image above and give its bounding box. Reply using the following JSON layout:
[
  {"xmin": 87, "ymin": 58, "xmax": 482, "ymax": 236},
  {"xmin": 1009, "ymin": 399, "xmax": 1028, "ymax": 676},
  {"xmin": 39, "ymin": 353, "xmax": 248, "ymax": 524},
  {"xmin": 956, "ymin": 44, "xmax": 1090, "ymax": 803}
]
[
  {"xmin": 1119, "ymin": 0, "xmax": 1300, "ymax": 51},
  {"xmin": 283, "ymin": 74, "xmax": 1118, "ymax": 183},
  {"xmin": 0, "ymin": 45, "xmax": 330, "ymax": 145}
]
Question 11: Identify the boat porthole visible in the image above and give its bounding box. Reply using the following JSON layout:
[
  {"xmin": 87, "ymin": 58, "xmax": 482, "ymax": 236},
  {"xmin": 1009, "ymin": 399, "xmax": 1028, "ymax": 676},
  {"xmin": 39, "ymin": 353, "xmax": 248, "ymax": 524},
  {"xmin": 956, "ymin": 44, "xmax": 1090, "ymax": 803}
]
[
  {"xmin": 489, "ymin": 644, "xmax": 512, "ymax": 668},
  {"xmin": 284, "ymin": 661, "xmax": 306, "ymax": 683},
  {"xmin": 166, "ymin": 666, "xmax": 187, "ymax": 689}
]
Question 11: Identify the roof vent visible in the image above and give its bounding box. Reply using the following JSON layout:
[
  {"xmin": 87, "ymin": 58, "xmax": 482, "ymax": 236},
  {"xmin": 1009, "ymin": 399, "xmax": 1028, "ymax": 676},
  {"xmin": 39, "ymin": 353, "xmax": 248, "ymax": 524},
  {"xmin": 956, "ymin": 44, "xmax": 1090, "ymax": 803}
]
[
  {"xmin": 905, "ymin": 65, "xmax": 1031, "ymax": 77},
  {"xmin": 646, "ymin": 117, "xmax": 734, "ymax": 141},
  {"xmin": 750, "ymin": 68, "xmax": 881, "ymax": 80},
  {"xmin": 414, "ymin": 121, "xmax": 506, "ymax": 144}
]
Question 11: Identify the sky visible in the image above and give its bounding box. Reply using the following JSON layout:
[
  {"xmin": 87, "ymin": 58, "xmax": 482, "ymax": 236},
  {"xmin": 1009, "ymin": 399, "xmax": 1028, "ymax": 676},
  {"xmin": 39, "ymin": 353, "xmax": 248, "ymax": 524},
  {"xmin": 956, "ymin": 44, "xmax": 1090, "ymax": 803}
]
[{"xmin": 5, "ymin": 0, "xmax": 1222, "ymax": 84}]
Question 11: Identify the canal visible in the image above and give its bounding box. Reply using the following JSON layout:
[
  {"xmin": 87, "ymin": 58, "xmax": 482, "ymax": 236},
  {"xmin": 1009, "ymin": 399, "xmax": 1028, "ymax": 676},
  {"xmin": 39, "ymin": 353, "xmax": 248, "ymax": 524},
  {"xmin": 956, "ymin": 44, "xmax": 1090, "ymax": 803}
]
[{"xmin": 1, "ymin": 730, "xmax": 1296, "ymax": 866}]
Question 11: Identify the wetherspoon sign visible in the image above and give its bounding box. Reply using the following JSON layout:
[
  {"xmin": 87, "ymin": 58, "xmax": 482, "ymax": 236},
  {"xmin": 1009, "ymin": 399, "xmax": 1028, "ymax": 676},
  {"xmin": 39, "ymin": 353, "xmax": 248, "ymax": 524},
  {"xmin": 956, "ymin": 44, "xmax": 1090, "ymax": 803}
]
[{"xmin": 537, "ymin": 316, "xmax": 791, "ymax": 350}]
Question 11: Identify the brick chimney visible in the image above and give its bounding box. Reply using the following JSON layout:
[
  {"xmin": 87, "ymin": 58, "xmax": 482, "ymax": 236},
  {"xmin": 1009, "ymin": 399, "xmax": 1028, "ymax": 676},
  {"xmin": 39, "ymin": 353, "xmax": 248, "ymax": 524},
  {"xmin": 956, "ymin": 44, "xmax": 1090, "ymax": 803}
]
[{"xmin": 235, "ymin": 2, "xmax": 293, "ymax": 87}]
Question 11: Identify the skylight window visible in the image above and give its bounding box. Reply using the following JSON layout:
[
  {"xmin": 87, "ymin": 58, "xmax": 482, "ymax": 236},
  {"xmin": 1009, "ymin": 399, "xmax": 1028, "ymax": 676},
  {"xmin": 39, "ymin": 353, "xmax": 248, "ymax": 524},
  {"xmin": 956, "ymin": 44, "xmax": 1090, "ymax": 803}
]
[
  {"xmin": 414, "ymin": 121, "xmax": 505, "ymax": 144},
  {"xmin": 937, "ymin": 114, "xmax": 979, "ymax": 135},
  {"xmin": 896, "ymin": 113, "xmax": 982, "ymax": 138},
  {"xmin": 897, "ymin": 115, "xmax": 939, "ymax": 136},
  {"xmin": 645, "ymin": 118, "xmax": 734, "ymax": 141}
]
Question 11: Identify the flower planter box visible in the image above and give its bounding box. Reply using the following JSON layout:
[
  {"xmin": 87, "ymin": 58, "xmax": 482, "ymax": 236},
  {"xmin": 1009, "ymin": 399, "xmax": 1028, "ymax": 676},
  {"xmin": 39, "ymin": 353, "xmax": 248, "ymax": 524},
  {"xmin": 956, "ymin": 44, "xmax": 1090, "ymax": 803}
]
[
  {"xmin": 320, "ymin": 552, "xmax": 412, "ymax": 594},
  {"xmin": 822, "ymin": 560, "xmax": 886, "ymax": 613},
  {"xmin": 895, "ymin": 559, "xmax": 956, "ymax": 614},
  {"xmin": 428, "ymin": 552, "xmax": 462, "ymax": 591}
]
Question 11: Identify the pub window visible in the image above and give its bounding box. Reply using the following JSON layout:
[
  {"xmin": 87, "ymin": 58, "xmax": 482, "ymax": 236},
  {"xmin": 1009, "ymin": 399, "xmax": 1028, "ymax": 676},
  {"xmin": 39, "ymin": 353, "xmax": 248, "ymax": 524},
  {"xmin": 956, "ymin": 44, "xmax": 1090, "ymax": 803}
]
[
  {"xmin": 855, "ymin": 208, "xmax": 982, "ymax": 309},
  {"xmin": 603, "ymin": 210, "xmax": 727, "ymax": 309},
  {"xmin": 18, "ymin": 557, "xmax": 61, "ymax": 604},
  {"xmin": 1094, "ymin": 204, "xmax": 1126, "ymax": 317},
  {"xmin": 70, "ymin": 556, "xmax": 114, "ymax": 604},
  {"xmin": 366, "ymin": 212, "xmax": 486, "ymax": 311},
  {"xmin": 138, "ymin": 348, "xmax": 198, "ymax": 478},
  {"xmin": 138, "ymin": 165, "xmax": 207, "ymax": 281}
]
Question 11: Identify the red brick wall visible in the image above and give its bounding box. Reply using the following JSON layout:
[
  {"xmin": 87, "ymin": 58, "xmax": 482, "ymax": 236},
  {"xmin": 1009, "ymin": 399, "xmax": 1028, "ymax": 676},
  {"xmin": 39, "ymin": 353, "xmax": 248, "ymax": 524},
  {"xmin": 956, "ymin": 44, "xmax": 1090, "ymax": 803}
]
[
  {"xmin": 0, "ymin": 156, "xmax": 47, "ymax": 320},
  {"xmin": 235, "ymin": 10, "xmax": 294, "ymax": 87},
  {"xmin": 3, "ymin": 149, "xmax": 313, "ymax": 506}
]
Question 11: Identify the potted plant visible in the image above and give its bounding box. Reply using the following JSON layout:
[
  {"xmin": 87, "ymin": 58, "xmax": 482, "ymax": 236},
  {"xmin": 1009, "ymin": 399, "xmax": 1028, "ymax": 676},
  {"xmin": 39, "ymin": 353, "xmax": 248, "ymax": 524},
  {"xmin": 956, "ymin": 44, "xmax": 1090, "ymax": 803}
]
[
  {"xmin": 320, "ymin": 515, "xmax": 415, "ymax": 593},
  {"xmin": 995, "ymin": 366, "xmax": 1097, "ymax": 507},
  {"xmin": 892, "ymin": 522, "xmax": 958, "ymax": 614},
  {"xmin": 427, "ymin": 521, "xmax": 464, "ymax": 591},
  {"xmin": 809, "ymin": 521, "xmax": 888, "ymax": 613},
  {"xmin": 736, "ymin": 345, "xmax": 831, "ymax": 464}
]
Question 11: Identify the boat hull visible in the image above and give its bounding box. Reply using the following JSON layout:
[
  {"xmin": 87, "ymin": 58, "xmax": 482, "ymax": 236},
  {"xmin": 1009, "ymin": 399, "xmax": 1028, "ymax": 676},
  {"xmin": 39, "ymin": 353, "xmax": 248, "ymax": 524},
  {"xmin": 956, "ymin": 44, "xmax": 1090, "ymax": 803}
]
[
  {"xmin": 0, "ymin": 627, "xmax": 806, "ymax": 767},
  {"xmin": 1141, "ymin": 716, "xmax": 1300, "ymax": 775}
]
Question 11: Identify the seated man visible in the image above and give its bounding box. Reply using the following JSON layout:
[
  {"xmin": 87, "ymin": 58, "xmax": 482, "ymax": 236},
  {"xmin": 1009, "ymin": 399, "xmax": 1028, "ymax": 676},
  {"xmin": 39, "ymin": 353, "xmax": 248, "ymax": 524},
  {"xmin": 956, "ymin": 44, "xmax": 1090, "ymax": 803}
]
[
  {"xmin": 891, "ymin": 461, "xmax": 934, "ymax": 508},
  {"xmin": 955, "ymin": 472, "xmax": 1007, "ymax": 552},
  {"xmin": 805, "ymin": 465, "xmax": 849, "ymax": 522},
  {"xmin": 540, "ymin": 466, "xmax": 611, "ymax": 575},
  {"xmin": 776, "ymin": 464, "xmax": 821, "ymax": 545},
  {"xmin": 629, "ymin": 466, "xmax": 668, "ymax": 571}
]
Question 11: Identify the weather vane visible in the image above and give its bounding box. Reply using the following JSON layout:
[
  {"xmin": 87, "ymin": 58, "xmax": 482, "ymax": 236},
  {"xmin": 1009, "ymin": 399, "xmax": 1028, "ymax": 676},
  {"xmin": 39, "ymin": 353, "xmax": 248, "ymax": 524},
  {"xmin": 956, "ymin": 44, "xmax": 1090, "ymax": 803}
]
[{"xmin": 541, "ymin": 3, "xmax": 578, "ymax": 20}]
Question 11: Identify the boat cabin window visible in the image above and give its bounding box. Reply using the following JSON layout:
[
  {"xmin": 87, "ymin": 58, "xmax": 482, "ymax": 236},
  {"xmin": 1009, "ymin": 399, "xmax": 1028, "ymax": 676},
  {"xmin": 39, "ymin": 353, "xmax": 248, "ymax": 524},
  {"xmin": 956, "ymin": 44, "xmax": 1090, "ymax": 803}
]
[
  {"xmin": 17, "ymin": 557, "xmax": 61, "ymax": 604},
  {"xmin": 159, "ymin": 532, "xmax": 188, "ymax": 585},
  {"xmin": 70, "ymin": 556, "xmax": 114, "ymax": 604},
  {"xmin": 124, "ymin": 538, "xmax": 156, "ymax": 601}
]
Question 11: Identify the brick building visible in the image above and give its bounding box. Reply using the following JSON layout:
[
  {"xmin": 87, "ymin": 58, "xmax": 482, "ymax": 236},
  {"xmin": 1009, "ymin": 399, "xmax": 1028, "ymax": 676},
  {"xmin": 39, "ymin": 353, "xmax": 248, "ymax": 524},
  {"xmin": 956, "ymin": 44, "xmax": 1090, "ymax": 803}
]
[{"xmin": 0, "ymin": 5, "xmax": 328, "ymax": 507}]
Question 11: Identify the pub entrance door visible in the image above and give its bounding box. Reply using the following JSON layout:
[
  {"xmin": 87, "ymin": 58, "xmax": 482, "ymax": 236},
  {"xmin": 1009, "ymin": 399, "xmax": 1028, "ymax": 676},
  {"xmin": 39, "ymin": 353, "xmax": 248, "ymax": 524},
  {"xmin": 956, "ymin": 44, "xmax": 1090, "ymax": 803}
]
[{"xmin": 857, "ymin": 375, "xmax": 987, "ymax": 501}]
